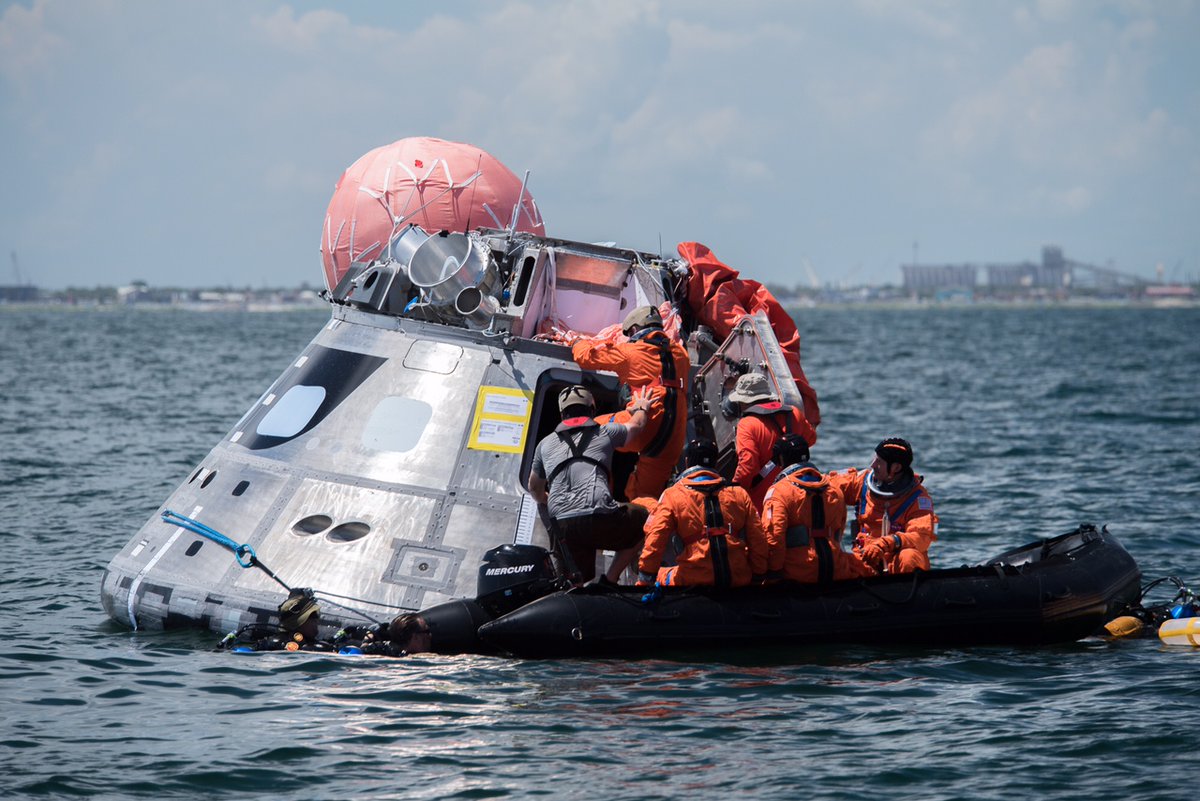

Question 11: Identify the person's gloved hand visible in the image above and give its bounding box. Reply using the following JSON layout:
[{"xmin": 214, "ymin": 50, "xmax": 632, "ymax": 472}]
[{"xmin": 859, "ymin": 536, "xmax": 893, "ymax": 565}]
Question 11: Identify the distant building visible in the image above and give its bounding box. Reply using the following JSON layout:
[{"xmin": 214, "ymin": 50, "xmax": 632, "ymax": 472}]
[
  {"xmin": 118, "ymin": 282, "xmax": 177, "ymax": 304},
  {"xmin": 986, "ymin": 246, "xmax": 1069, "ymax": 289},
  {"xmin": 902, "ymin": 245, "xmax": 1149, "ymax": 296},
  {"xmin": 902, "ymin": 264, "xmax": 977, "ymax": 293},
  {"xmin": 0, "ymin": 285, "xmax": 39, "ymax": 302}
]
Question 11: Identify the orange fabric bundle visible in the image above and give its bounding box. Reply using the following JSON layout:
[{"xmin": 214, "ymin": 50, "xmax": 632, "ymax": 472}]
[{"xmin": 678, "ymin": 241, "xmax": 821, "ymax": 430}]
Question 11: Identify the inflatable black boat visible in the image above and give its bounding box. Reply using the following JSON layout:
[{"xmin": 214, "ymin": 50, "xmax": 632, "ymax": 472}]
[{"xmin": 468, "ymin": 524, "xmax": 1139, "ymax": 658}]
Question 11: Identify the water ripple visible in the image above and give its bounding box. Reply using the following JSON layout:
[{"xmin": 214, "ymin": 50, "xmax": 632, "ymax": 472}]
[{"xmin": 1, "ymin": 307, "xmax": 1198, "ymax": 800}]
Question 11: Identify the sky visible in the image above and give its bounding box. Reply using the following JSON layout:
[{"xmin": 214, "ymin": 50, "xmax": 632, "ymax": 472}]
[{"xmin": 1, "ymin": 0, "xmax": 1197, "ymax": 290}]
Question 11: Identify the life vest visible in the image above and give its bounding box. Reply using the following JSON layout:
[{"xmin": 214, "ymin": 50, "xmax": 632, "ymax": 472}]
[
  {"xmin": 743, "ymin": 401, "xmax": 794, "ymax": 487},
  {"xmin": 665, "ymin": 467, "xmax": 742, "ymax": 589},
  {"xmin": 544, "ymin": 418, "xmax": 610, "ymax": 489},
  {"xmin": 776, "ymin": 464, "xmax": 836, "ymax": 584}
]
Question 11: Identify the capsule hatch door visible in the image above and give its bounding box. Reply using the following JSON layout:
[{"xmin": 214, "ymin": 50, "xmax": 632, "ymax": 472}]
[{"xmin": 691, "ymin": 311, "xmax": 807, "ymax": 470}]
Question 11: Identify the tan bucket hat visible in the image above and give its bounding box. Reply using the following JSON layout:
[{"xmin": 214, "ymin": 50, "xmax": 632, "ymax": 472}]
[{"xmin": 727, "ymin": 373, "xmax": 776, "ymax": 405}]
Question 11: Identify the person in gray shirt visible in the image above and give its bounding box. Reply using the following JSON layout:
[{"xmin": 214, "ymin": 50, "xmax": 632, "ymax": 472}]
[{"xmin": 528, "ymin": 384, "xmax": 652, "ymax": 583}]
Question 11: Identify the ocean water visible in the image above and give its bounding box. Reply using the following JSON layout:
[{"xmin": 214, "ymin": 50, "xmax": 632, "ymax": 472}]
[{"xmin": 1, "ymin": 304, "xmax": 1198, "ymax": 801}]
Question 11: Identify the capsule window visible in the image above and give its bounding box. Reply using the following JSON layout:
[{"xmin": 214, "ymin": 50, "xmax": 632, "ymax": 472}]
[
  {"xmin": 237, "ymin": 346, "xmax": 387, "ymax": 451},
  {"xmin": 361, "ymin": 396, "xmax": 433, "ymax": 453},
  {"xmin": 256, "ymin": 385, "xmax": 327, "ymax": 438}
]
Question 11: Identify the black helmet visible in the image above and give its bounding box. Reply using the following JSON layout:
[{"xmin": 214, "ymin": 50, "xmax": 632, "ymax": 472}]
[
  {"xmin": 683, "ymin": 438, "xmax": 719, "ymax": 468},
  {"xmin": 772, "ymin": 434, "xmax": 810, "ymax": 466},
  {"xmin": 875, "ymin": 437, "xmax": 913, "ymax": 468}
]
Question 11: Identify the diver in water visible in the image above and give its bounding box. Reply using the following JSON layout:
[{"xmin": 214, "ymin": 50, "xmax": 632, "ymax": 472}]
[
  {"xmin": 219, "ymin": 543, "xmax": 564, "ymax": 656},
  {"xmin": 329, "ymin": 613, "xmax": 433, "ymax": 656},
  {"xmin": 828, "ymin": 437, "xmax": 938, "ymax": 574},
  {"xmin": 218, "ymin": 588, "xmax": 336, "ymax": 652},
  {"xmin": 218, "ymin": 589, "xmax": 436, "ymax": 656}
]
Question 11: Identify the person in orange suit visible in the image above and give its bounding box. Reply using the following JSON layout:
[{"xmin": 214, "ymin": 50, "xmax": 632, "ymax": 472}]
[
  {"xmin": 569, "ymin": 305, "xmax": 690, "ymax": 500},
  {"xmin": 726, "ymin": 372, "xmax": 819, "ymax": 511},
  {"xmin": 637, "ymin": 439, "xmax": 767, "ymax": 588},
  {"xmin": 761, "ymin": 435, "xmax": 874, "ymax": 584},
  {"xmin": 828, "ymin": 437, "xmax": 938, "ymax": 574}
]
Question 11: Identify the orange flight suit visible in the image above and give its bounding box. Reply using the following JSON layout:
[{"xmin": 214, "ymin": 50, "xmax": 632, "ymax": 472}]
[
  {"xmin": 733, "ymin": 402, "xmax": 819, "ymax": 511},
  {"xmin": 572, "ymin": 330, "xmax": 690, "ymax": 500},
  {"xmin": 828, "ymin": 468, "xmax": 938, "ymax": 574},
  {"xmin": 762, "ymin": 465, "xmax": 874, "ymax": 583},
  {"xmin": 638, "ymin": 467, "xmax": 767, "ymax": 588}
]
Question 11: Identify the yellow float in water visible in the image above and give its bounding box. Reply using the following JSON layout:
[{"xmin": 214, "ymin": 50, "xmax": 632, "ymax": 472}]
[
  {"xmin": 1158, "ymin": 617, "xmax": 1200, "ymax": 646},
  {"xmin": 1104, "ymin": 615, "xmax": 1145, "ymax": 639}
]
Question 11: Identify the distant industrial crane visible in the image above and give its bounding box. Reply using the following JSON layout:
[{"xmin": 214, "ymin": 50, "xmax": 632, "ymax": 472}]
[
  {"xmin": 800, "ymin": 258, "xmax": 821, "ymax": 290},
  {"xmin": 1063, "ymin": 258, "xmax": 1150, "ymax": 289}
]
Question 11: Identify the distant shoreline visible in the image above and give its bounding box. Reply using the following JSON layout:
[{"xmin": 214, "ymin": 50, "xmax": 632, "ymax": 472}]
[
  {"xmin": 3, "ymin": 299, "xmax": 1195, "ymax": 314},
  {"xmin": 0, "ymin": 302, "xmax": 329, "ymax": 313}
]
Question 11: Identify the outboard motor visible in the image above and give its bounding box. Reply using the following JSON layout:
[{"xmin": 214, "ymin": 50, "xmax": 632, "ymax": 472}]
[
  {"xmin": 380, "ymin": 544, "xmax": 561, "ymax": 657},
  {"xmin": 476, "ymin": 544, "xmax": 561, "ymax": 618}
]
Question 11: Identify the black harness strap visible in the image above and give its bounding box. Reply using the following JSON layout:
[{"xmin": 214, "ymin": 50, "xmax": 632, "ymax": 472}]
[
  {"xmin": 805, "ymin": 485, "xmax": 833, "ymax": 584},
  {"xmin": 814, "ymin": 538, "xmax": 834, "ymax": 586},
  {"xmin": 703, "ymin": 491, "xmax": 733, "ymax": 589},
  {"xmin": 782, "ymin": 483, "xmax": 831, "ymax": 571},
  {"xmin": 545, "ymin": 426, "xmax": 609, "ymax": 489},
  {"xmin": 702, "ymin": 489, "xmax": 727, "ymax": 531},
  {"xmin": 642, "ymin": 333, "xmax": 679, "ymax": 459},
  {"xmin": 810, "ymin": 486, "xmax": 826, "ymax": 532}
]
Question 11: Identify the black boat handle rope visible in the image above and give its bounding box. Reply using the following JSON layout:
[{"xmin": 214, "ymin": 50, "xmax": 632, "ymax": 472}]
[{"xmin": 858, "ymin": 570, "xmax": 923, "ymax": 605}]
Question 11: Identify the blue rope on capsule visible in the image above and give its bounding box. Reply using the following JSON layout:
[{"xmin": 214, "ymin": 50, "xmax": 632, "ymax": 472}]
[{"xmin": 161, "ymin": 509, "xmax": 257, "ymax": 568}]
